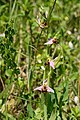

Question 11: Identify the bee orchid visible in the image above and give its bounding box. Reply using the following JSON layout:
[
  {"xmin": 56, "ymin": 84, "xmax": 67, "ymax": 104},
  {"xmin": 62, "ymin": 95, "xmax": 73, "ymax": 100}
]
[
  {"xmin": 37, "ymin": 16, "xmax": 48, "ymax": 29},
  {"xmin": 44, "ymin": 38, "xmax": 57, "ymax": 45},
  {"xmin": 34, "ymin": 80, "xmax": 54, "ymax": 93},
  {"xmin": 45, "ymin": 60, "xmax": 55, "ymax": 69}
]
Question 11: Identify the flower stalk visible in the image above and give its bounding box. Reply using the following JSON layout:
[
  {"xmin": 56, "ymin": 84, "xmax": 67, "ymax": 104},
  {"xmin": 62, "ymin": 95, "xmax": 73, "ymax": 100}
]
[{"xmin": 78, "ymin": 62, "xmax": 80, "ymax": 103}]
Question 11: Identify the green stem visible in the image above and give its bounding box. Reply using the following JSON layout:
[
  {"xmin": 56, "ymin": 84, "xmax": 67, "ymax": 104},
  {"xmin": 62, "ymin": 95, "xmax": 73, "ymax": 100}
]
[
  {"xmin": 47, "ymin": 0, "xmax": 57, "ymax": 34},
  {"xmin": 44, "ymin": 104, "xmax": 47, "ymax": 120},
  {"xmin": 9, "ymin": 0, "xmax": 16, "ymax": 22},
  {"xmin": 78, "ymin": 62, "xmax": 80, "ymax": 103},
  {"xmin": 27, "ymin": 21, "xmax": 33, "ymax": 92},
  {"xmin": 41, "ymin": 93, "xmax": 47, "ymax": 120},
  {"xmin": 48, "ymin": 0, "xmax": 57, "ymax": 21},
  {"xmin": 46, "ymin": 0, "xmax": 57, "ymax": 55},
  {"xmin": 43, "ymin": 69, "xmax": 46, "ymax": 80},
  {"xmin": 48, "ymin": 67, "xmax": 52, "ymax": 86}
]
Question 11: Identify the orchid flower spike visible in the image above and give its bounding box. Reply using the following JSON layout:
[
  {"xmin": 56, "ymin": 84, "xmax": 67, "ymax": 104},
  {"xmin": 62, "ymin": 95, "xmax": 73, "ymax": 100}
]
[
  {"xmin": 44, "ymin": 38, "xmax": 57, "ymax": 45},
  {"xmin": 34, "ymin": 80, "xmax": 54, "ymax": 93}
]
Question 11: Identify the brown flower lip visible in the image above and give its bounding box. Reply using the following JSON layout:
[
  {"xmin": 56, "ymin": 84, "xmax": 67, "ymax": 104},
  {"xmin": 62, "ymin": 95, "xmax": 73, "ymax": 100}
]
[
  {"xmin": 40, "ymin": 22, "xmax": 48, "ymax": 29},
  {"xmin": 52, "ymin": 38, "xmax": 57, "ymax": 43}
]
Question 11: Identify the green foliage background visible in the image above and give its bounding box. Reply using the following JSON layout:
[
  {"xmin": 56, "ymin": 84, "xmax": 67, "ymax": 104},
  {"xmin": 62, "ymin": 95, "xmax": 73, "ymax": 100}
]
[{"xmin": 0, "ymin": 0, "xmax": 80, "ymax": 119}]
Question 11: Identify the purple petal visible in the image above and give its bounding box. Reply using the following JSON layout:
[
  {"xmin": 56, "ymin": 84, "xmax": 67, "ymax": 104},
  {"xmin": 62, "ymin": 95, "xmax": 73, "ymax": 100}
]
[
  {"xmin": 50, "ymin": 61, "xmax": 55, "ymax": 69},
  {"xmin": 44, "ymin": 39, "xmax": 53, "ymax": 45},
  {"xmin": 46, "ymin": 86, "xmax": 54, "ymax": 93},
  {"xmin": 34, "ymin": 86, "xmax": 43, "ymax": 91},
  {"xmin": 37, "ymin": 16, "xmax": 40, "ymax": 24}
]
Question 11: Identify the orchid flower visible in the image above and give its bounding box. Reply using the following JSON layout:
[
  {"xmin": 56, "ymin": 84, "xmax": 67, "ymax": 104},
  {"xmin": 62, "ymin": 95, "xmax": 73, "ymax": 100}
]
[
  {"xmin": 49, "ymin": 60, "xmax": 55, "ymax": 69},
  {"xmin": 37, "ymin": 16, "xmax": 48, "ymax": 29},
  {"xmin": 34, "ymin": 80, "xmax": 54, "ymax": 93},
  {"xmin": 44, "ymin": 38, "xmax": 57, "ymax": 45},
  {"xmin": 45, "ymin": 59, "xmax": 55, "ymax": 69}
]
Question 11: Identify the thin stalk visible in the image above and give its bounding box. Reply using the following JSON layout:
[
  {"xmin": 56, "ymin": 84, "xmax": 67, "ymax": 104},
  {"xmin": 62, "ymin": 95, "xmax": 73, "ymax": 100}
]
[
  {"xmin": 43, "ymin": 69, "xmax": 46, "ymax": 80},
  {"xmin": 48, "ymin": 0, "xmax": 57, "ymax": 21},
  {"xmin": 44, "ymin": 104, "xmax": 47, "ymax": 120},
  {"xmin": 48, "ymin": 66, "xmax": 52, "ymax": 86},
  {"xmin": 78, "ymin": 62, "xmax": 80, "ymax": 102},
  {"xmin": 27, "ymin": 34, "xmax": 30, "ymax": 92},
  {"xmin": 47, "ymin": 0, "xmax": 57, "ymax": 35},
  {"xmin": 41, "ymin": 93, "xmax": 47, "ymax": 120},
  {"xmin": 9, "ymin": 0, "xmax": 16, "ymax": 22},
  {"xmin": 18, "ymin": 24, "xmax": 22, "ymax": 65},
  {"xmin": 27, "ymin": 21, "xmax": 33, "ymax": 92},
  {"xmin": 46, "ymin": 0, "xmax": 57, "ymax": 55},
  {"xmin": 0, "ymin": 77, "xmax": 5, "ymax": 90},
  {"xmin": 5, "ymin": 92, "xmax": 9, "ymax": 120},
  {"xmin": 9, "ymin": 0, "xmax": 12, "ymax": 16}
]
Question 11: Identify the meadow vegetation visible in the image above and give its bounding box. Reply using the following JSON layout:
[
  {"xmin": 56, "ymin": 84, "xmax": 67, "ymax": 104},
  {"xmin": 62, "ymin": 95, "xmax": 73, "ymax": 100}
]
[{"xmin": 0, "ymin": 0, "xmax": 80, "ymax": 119}]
